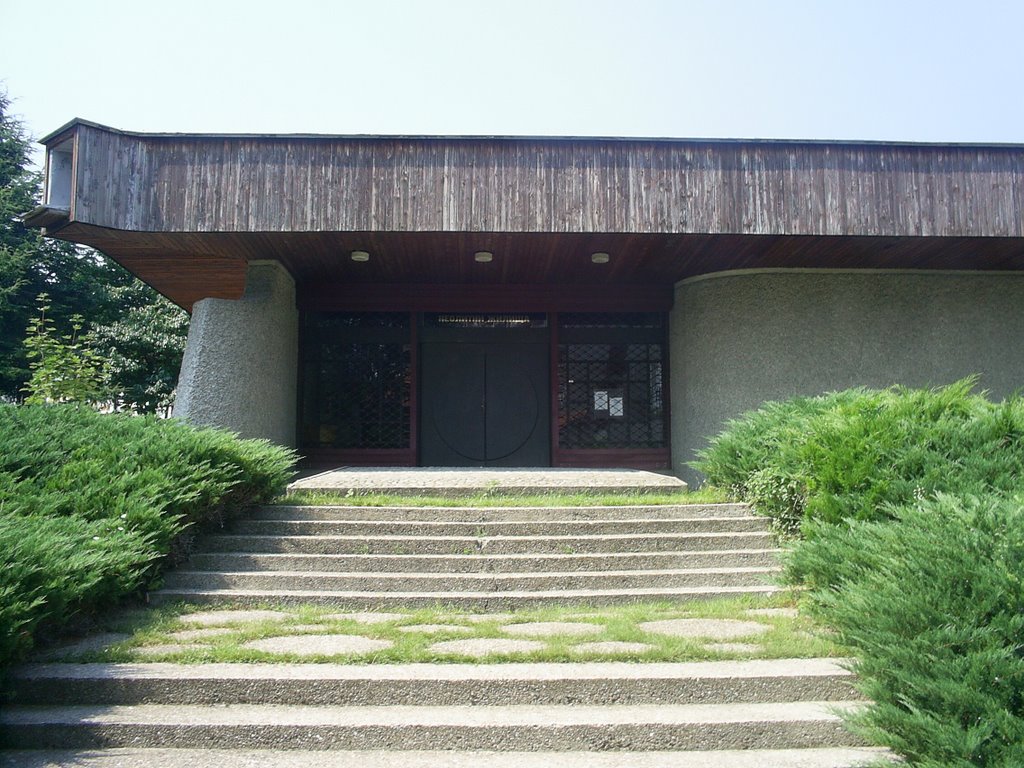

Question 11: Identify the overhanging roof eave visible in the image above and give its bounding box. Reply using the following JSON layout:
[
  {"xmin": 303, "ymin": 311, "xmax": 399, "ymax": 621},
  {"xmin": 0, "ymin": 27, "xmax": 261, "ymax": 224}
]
[{"xmin": 37, "ymin": 118, "xmax": 1024, "ymax": 152}]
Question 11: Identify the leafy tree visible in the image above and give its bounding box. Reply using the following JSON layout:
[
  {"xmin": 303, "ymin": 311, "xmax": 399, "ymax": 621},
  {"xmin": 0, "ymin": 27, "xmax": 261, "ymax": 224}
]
[
  {"xmin": 22, "ymin": 294, "xmax": 107, "ymax": 405},
  {"xmin": 90, "ymin": 282, "xmax": 188, "ymax": 415},
  {"xmin": 1, "ymin": 88, "xmax": 188, "ymax": 406}
]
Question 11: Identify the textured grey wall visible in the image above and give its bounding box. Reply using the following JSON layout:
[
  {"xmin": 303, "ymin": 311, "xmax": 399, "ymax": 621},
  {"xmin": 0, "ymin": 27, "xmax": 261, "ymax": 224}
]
[
  {"xmin": 174, "ymin": 261, "xmax": 298, "ymax": 446},
  {"xmin": 670, "ymin": 269, "xmax": 1024, "ymax": 485}
]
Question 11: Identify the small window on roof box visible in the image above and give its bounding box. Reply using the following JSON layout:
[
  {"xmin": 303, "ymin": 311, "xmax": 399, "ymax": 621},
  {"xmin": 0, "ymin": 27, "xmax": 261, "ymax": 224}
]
[{"xmin": 46, "ymin": 140, "xmax": 73, "ymax": 210}]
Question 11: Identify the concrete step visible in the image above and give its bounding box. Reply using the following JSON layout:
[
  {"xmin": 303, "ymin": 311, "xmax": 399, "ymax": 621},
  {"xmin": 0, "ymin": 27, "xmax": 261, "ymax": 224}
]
[
  {"xmin": 287, "ymin": 468, "xmax": 688, "ymax": 497},
  {"xmin": 197, "ymin": 531, "xmax": 774, "ymax": 555},
  {"xmin": 252, "ymin": 503, "xmax": 754, "ymax": 521},
  {"xmin": 148, "ymin": 584, "xmax": 781, "ymax": 609},
  {"xmin": 0, "ymin": 701, "xmax": 863, "ymax": 751},
  {"xmin": 6, "ymin": 660, "xmax": 858, "ymax": 707},
  {"xmin": 230, "ymin": 517, "xmax": 768, "ymax": 537},
  {"xmin": 160, "ymin": 567, "xmax": 781, "ymax": 592},
  {"xmin": 0, "ymin": 747, "xmax": 891, "ymax": 768},
  {"xmin": 182, "ymin": 549, "xmax": 783, "ymax": 574}
]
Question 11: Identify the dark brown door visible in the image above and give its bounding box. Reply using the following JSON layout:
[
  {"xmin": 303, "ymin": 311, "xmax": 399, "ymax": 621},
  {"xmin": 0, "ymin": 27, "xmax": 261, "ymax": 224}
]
[{"xmin": 420, "ymin": 341, "xmax": 549, "ymax": 466}]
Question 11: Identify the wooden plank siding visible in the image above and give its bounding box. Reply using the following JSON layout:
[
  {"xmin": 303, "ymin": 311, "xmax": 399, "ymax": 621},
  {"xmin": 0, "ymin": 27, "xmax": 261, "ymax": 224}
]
[{"xmin": 62, "ymin": 123, "xmax": 1024, "ymax": 238}]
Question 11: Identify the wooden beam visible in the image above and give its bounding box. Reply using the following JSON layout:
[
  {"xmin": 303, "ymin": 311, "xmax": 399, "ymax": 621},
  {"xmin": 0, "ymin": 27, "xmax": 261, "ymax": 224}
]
[{"xmin": 300, "ymin": 283, "xmax": 674, "ymax": 312}]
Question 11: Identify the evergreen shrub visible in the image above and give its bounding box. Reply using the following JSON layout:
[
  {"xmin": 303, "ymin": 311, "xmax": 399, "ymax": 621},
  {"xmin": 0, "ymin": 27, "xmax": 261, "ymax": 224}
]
[
  {"xmin": 791, "ymin": 495, "xmax": 1024, "ymax": 767},
  {"xmin": 694, "ymin": 380, "xmax": 1024, "ymax": 766},
  {"xmin": 693, "ymin": 378, "xmax": 1024, "ymax": 531},
  {"xmin": 0, "ymin": 404, "xmax": 296, "ymax": 668}
]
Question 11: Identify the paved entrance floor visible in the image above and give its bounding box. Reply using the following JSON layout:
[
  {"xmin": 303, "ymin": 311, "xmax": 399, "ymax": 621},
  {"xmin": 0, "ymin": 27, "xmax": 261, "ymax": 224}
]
[{"xmin": 290, "ymin": 468, "xmax": 688, "ymax": 496}]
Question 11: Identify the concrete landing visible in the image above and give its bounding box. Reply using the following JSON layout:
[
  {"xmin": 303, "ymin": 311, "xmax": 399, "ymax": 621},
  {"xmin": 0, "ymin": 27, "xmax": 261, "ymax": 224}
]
[{"xmin": 289, "ymin": 468, "xmax": 688, "ymax": 496}]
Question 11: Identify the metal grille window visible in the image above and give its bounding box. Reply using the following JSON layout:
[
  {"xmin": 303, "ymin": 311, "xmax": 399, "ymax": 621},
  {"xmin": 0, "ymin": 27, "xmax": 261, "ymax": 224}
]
[
  {"xmin": 301, "ymin": 313, "xmax": 411, "ymax": 450},
  {"xmin": 557, "ymin": 314, "xmax": 666, "ymax": 450}
]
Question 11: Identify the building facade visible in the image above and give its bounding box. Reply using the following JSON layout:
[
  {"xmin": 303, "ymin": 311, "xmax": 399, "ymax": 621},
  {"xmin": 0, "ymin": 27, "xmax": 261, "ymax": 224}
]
[{"xmin": 26, "ymin": 121, "xmax": 1024, "ymax": 482}]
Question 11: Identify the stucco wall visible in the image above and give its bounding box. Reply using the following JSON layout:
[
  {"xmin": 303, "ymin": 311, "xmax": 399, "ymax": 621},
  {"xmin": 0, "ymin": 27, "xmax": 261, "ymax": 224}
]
[
  {"xmin": 670, "ymin": 269, "xmax": 1024, "ymax": 485},
  {"xmin": 173, "ymin": 260, "xmax": 298, "ymax": 446}
]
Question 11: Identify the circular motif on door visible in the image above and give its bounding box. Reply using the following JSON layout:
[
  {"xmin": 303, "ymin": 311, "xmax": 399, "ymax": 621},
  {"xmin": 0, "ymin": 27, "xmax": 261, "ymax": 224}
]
[
  {"xmin": 485, "ymin": 357, "xmax": 541, "ymax": 461},
  {"xmin": 432, "ymin": 355, "xmax": 540, "ymax": 462}
]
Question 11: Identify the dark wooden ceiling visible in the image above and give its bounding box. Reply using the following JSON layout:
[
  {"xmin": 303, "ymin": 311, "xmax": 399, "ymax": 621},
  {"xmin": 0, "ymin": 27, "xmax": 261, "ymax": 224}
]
[{"xmin": 52, "ymin": 223, "xmax": 1024, "ymax": 311}]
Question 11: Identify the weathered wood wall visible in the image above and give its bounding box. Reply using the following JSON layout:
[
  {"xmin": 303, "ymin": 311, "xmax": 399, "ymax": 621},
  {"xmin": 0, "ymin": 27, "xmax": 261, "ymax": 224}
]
[{"xmin": 64, "ymin": 122, "xmax": 1024, "ymax": 238}]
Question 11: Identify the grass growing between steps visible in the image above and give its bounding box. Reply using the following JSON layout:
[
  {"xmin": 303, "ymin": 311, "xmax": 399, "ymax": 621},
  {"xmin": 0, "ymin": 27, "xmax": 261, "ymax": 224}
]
[
  {"xmin": 36, "ymin": 592, "xmax": 842, "ymax": 665},
  {"xmin": 278, "ymin": 486, "xmax": 731, "ymax": 508}
]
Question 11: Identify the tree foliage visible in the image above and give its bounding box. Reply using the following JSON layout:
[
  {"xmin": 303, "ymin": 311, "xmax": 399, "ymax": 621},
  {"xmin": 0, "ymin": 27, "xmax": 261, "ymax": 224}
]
[
  {"xmin": 22, "ymin": 294, "xmax": 107, "ymax": 405},
  {"xmin": 90, "ymin": 282, "xmax": 189, "ymax": 414}
]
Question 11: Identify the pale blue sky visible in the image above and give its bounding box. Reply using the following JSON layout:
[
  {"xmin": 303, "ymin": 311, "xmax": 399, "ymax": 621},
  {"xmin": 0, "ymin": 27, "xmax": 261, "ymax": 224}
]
[{"xmin": 2, "ymin": 0, "xmax": 1023, "ymax": 155}]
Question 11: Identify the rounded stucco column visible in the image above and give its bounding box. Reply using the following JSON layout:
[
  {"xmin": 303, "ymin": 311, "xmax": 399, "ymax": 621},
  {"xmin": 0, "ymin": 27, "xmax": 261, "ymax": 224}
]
[
  {"xmin": 173, "ymin": 260, "xmax": 298, "ymax": 447},
  {"xmin": 670, "ymin": 269, "xmax": 1024, "ymax": 485}
]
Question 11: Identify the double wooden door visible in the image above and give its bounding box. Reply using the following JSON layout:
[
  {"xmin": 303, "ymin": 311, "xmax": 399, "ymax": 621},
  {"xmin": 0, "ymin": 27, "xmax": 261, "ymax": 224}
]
[{"xmin": 419, "ymin": 339, "xmax": 550, "ymax": 466}]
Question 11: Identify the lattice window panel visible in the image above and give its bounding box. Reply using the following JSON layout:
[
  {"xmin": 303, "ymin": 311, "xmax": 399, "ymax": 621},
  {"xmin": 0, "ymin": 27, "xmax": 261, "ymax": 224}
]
[
  {"xmin": 301, "ymin": 312, "xmax": 411, "ymax": 450},
  {"xmin": 558, "ymin": 342, "xmax": 666, "ymax": 449}
]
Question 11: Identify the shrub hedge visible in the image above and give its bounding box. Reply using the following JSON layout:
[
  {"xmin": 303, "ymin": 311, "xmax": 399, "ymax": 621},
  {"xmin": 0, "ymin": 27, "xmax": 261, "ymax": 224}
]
[
  {"xmin": 694, "ymin": 378, "xmax": 1024, "ymax": 534},
  {"xmin": 0, "ymin": 404, "xmax": 296, "ymax": 668},
  {"xmin": 791, "ymin": 496, "xmax": 1024, "ymax": 767},
  {"xmin": 693, "ymin": 380, "xmax": 1024, "ymax": 766}
]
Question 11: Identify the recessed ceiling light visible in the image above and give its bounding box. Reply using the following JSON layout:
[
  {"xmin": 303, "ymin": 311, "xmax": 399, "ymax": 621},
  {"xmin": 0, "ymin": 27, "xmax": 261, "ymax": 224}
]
[
  {"xmin": 474, "ymin": 251, "xmax": 494, "ymax": 263},
  {"xmin": 351, "ymin": 250, "xmax": 370, "ymax": 262},
  {"xmin": 591, "ymin": 252, "xmax": 610, "ymax": 264}
]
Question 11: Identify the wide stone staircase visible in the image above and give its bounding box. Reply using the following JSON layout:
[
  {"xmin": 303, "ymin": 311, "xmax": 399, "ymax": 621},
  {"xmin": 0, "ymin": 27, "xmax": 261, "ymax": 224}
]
[
  {"xmin": 153, "ymin": 502, "xmax": 782, "ymax": 609},
  {"xmin": 1, "ymin": 499, "xmax": 881, "ymax": 766}
]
